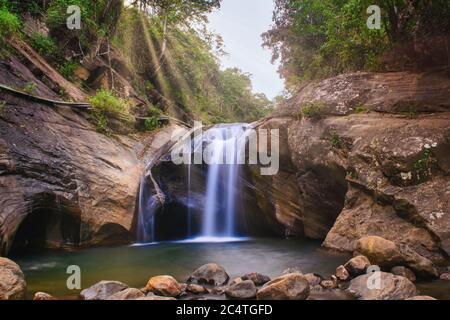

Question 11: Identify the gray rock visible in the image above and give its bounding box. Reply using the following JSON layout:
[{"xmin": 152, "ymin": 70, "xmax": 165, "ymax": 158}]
[
  {"xmin": 391, "ymin": 266, "xmax": 416, "ymax": 282},
  {"xmin": 225, "ymin": 280, "xmax": 257, "ymax": 299},
  {"xmin": 107, "ymin": 288, "xmax": 145, "ymax": 300},
  {"xmin": 80, "ymin": 281, "xmax": 128, "ymax": 300},
  {"xmin": 257, "ymin": 273, "xmax": 310, "ymax": 300},
  {"xmin": 282, "ymin": 267, "xmax": 303, "ymax": 275},
  {"xmin": 188, "ymin": 264, "xmax": 229, "ymax": 286},
  {"xmin": 347, "ymin": 272, "xmax": 417, "ymax": 300},
  {"xmin": 440, "ymin": 273, "xmax": 450, "ymax": 281},
  {"xmin": 0, "ymin": 258, "xmax": 27, "ymax": 300}
]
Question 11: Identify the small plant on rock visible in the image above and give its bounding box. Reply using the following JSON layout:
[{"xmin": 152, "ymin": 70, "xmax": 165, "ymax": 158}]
[
  {"xmin": 301, "ymin": 101, "xmax": 323, "ymax": 118},
  {"xmin": 330, "ymin": 130, "xmax": 342, "ymax": 149},
  {"xmin": 23, "ymin": 82, "xmax": 38, "ymax": 95}
]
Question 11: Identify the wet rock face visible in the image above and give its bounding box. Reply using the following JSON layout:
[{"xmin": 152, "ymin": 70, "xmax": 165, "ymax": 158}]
[{"xmin": 0, "ymin": 258, "xmax": 27, "ymax": 300}]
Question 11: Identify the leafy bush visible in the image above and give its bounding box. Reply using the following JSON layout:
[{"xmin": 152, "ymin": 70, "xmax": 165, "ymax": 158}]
[
  {"xmin": 0, "ymin": 7, "xmax": 20, "ymax": 39},
  {"xmin": 59, "ymin": 60, "xmax": 79, "ymax": 80},
  {"xmin": 89, "ymin": 89, "xmax": 129, "ymax": 116},
  {"xmin": 302, "ymin": 102, "xmax": 323, "ymax": 118},
  {"xmin": 28, "ymin": 33, "xmax": 58, "ymax": 59},
  {"xmin": 144, "ymin": 117, "xmax": 160, "ymax": 131}
]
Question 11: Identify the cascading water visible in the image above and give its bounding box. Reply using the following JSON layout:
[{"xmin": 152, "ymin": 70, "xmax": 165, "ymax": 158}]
[
  {"xmin": 136, "ymin": 124, "xmax": 250, "ymax": 243},
  {"xmin": 200, "ymin": 125, "xmax": 247, "ymax": 239}
]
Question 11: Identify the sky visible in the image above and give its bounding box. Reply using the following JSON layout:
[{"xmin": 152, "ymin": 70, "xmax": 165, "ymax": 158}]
[{"xmin": 208, "ymin": 0, "xmax": 284, "ymax": 100}]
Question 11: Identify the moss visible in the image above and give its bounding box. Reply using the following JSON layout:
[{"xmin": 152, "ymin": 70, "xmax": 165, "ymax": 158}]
[{"xmin": 354, "ymin": 104, "xmax": 367, "ymax": 113}]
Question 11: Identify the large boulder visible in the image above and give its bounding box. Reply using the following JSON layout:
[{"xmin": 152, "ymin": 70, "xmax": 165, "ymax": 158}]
[
  {"xmin": 107, "ymin": 288, "xmax": 145, "ymax": 300},
  {"xmin": 347, "ymin": 272, "xmax": 417, "ymax": 300},
  {"xmin": 0, "ymin": 258, "xmax": 26, "ymax": 300},
  {"xmin": 80, "ymin": 281, "xmax": 128, "ymax": 300},
  {"xmin": 225, "ymin": 280, "xmax": 257, "ymax": 299},
  {"xmin": 188, "ymin": 264, "xmax": 229, "ymax": 286},
  {"xmin": 355, "ymin": 236, "xmax": 438, "ymax": 277},
  {"xmin": 256, "ymin": 273, "xmax": 310, "ymax": 300},
  {"xmin": 145, "ymin": 275, "xmax": 182, "ymax": 297}
]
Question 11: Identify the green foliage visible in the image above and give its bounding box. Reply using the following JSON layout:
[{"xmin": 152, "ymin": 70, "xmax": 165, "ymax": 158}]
[
  {"xmin": 144, "ymin": 117, "xmax": 160, "ymax": 131},
  {"xmin": 413, "ymin": 148, "xmax": 432, "ymax": 171},
  {"xmin": 28, "ymin": 32, "xmax": 58, "ymax": 59},
  {"xmin": 23, "ymin": 82, "xmax": 38, "ymax": 95},
  {"xmin": 354, "ymin": 104, "xmax": 367, "ymax": 113},
  {"xmin": 89, "ymin": 89, "xmax": 130, "ymax": 116},
  {"xmin": 58, "ymin": 60, "xmax": 79, "ymax": 80},
  {"xmin": 148, "ymin": 105, "xmax": 162, "ymax": 117},
  {"xmin": 0, "ymin": 7, "xmax": 20, "ymax": 39},
  {"xmin": 263, "ymin": 0, "xmax": 450, "ymax": 90},
  {"xmin": 301, "ymin": 101, "xmax": 323, "ymax": 118},
  {"xmin": 0, "ymin": 100, "xmax": 6, "ymax": 115},
  {"xmin": 92, "ymin": 111, "xmax": 109, "ymax": 133},
  {"xmin": 330, "ymin": 130, "xmax": 342, "ymax": 148},
  {"xmin": 114, "ymin": 7, "xmax": 270, "ymax": 124}
]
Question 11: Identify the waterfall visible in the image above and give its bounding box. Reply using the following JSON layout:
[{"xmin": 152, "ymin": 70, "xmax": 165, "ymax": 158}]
[
  {"xmin": 136, "ymin": 124, "xmax": 249, "ymax": 243},
  {"xmin": 201, "ymin": 124, "xmax": 247, "ymax": 238}
]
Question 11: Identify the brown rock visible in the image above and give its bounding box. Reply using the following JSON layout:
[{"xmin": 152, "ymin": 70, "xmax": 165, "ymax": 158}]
[
  {"xmin": 145, "ymin": 275, "xmax": 182, "ymax": 297},
  {"xmin": 257, "ymin": 273, "xmax": 310, "ymax": 300},
  {"xmin": 186, "ymin": 284, "xmax": 208, "ymax": 295},
  {"xmin": 225, "ymin": 280, "xmax": 257, "ymax": 299},
  {"xmin": 344, "ymin": 256, "xmax": 371, "ymax": 276},
  {"xmin": 33, "ymin": 292, "xmax": 57, "ymax": 300},
  {"xmin": 80, "ymin": 281, "xmax": 128, "ymax": 300},
  {"xmin": 440, "ymin": 273, "xmax": 450, "ymax": 281},
  {"xmin": 355, "ymin": 236, "xmax": 438, "ymax": 277},
  {"xmin": 0, "ymin": 258, "xmax": 26, "ymax": 300},
  {"xmin": 241, "ymin": 273, "xmax": 271, "ymax": 286},
  {"xmin": 320, "ymin": 276, "xmax": 338, "ymax": 289},
  {"xmin": 336, "ymin": 265, "xmax": 350, "ymax": 281},
  {"xmin": 107, "ymin": 288, "xmax": 145, "ymax": 300},
  {"xmin": 406, "ymin": 296, "xmax": 437, "ymax": 300},
  {"xmin": 347, "ymin": 272, "xmax": 417, "ymax": 300},
  {"xmin": 304, "ymin": 273, "xmax": 322, "ymax": 286},
  {"xmin": 391, "ymin": 266, "xmax": 416, "ymax": 282},
  {"xmin": 188, "ymin": 264, "xmax": 229, "ymax": 286}
]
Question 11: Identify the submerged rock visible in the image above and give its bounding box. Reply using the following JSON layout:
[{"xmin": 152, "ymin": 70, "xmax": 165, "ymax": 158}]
[
  {"xmin": 0, "ymin": 258, "xmax": 27, "ymax": 300},
  {"xmin": 344, "ymin": 255, "xmax": 371, "ymax": 276},
  {"xmin": 391, "ymin": 266, "xmax": 416, "ymax": 282},
  {"xmin": 257, "ymin": 273, "xmax": 310, "ymax": 300},
  {"xmin": 347, "ymin": 272, "xmax": 417, "ymax": 300},
  {"xmin": 33, "ymin": 292, "xmax": 57, "ymax": 300},
  {"xmin": 188, "ymin": 264, "xmax": 229, "ymax": 286},
  {"xmin": 107, "ymin": 288, "xmax": 145, "ymax": 300},
  {"xmin": 145, "ymin": 275, "xmax": 182, "ymax": 297},
  {"xmin": 225, "ymin": 280, "xmax": 257, "ymax": 299},
  {"xmin": 241, "ymin": 273, "xmax": 271, "ymax": 286},
  {"xmin": 80, "ymin": 281, "xmax": 128, "ymax": 300}
]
